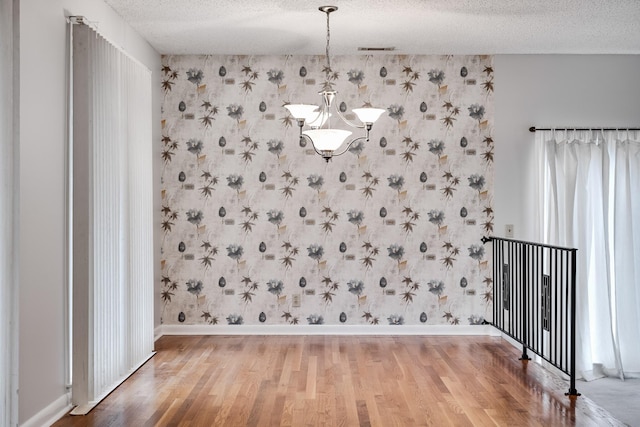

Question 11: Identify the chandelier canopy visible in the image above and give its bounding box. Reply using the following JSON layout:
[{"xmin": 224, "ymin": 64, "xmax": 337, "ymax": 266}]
[{"xmin": 285, "ymin": 6, "xmax": 385, "ymax": 162}]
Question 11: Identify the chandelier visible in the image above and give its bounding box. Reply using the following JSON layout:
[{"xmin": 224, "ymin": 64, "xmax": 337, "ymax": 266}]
[{"xmin": 285, "ymin": 6, "xmax": 385, "ymax": 162}]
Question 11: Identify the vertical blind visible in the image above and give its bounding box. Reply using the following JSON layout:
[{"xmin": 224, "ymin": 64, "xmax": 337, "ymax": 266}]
[
  {"xmin": 1, "ymin": 0, "xmax": 19, "ymax": 424},
  {"xmin": 71, "ymin": 21, "xmax": 154, "ymax": 414}
]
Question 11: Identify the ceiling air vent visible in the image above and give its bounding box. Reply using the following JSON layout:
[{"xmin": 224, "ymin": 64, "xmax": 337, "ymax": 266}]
[{"xmin": 357, "ymin": 47, "xmax": 396, "ymax": 52}]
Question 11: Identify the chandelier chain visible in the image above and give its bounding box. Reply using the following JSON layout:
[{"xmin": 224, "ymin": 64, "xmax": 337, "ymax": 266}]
[{"xmin": 325, "ymin": 9, "xmax": 331, "ymax": 71}]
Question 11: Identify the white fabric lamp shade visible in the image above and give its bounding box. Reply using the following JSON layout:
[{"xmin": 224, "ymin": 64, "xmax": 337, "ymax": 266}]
[
  {"xmin": 303, "ymin": 129, "xmax": 352, "ymax": 151},
  {"xmin": 352, "ymin": 108, "xmax": 385, "ymax": 124},
  {"xmin": 285, "ymin": 104, "xmax": 318, "ymax": 120}
]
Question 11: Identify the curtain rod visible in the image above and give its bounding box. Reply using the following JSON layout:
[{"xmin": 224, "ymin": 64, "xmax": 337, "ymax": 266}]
[{"xmin": 529, "ymin": 126, "xmax": 640, "ymax": 133}]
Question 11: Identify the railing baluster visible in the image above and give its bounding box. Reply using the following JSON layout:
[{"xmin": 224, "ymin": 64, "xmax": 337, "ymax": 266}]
[
  {"xmin": 562, "ymin": 250, "xmax": 567, "ymax": 374},
  {"xmin": 552, "ymin": 250, "xmax": 562, "ymax": 366},
  {"xmin": 520, "ymin": 243, "xmax": 530, "ymax": 360}
]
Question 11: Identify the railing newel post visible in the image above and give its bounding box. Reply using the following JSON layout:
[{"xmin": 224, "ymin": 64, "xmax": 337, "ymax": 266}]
[{"xmin": 565, "ymin": 249, "xmax": 580, "ymax": 397}]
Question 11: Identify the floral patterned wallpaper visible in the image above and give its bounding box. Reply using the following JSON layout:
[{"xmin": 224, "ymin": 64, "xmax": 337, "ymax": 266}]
[{"xmin": 159, "ymin": 54, "xmax": 494, "ymax": 327}]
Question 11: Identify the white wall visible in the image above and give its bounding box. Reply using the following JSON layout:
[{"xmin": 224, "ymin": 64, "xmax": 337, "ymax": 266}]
[
  {"xmin": 19, "ymin": 0, "xmax": 161, "ymax": 424},
  {"xmin": 494, "ymin": 55, "xmax": 640, "ymax": 242}
]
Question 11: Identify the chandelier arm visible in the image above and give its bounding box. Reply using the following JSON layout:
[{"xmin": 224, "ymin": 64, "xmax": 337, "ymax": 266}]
[
  {"xmin": 333, "ymin": 106, "xmax": 365, "ymax": 129},
  {"xmin": 332, "ymin": 136, "xmax": 368, "ymax": 158},
  {"xmin": 312, "ymin": 108, "xmax": 330, "ymax": 128}
]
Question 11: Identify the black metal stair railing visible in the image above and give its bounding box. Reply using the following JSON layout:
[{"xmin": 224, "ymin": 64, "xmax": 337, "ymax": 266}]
[{"xmin": 481, "ymin": 236, "xmax": 580, "ymax": 397}]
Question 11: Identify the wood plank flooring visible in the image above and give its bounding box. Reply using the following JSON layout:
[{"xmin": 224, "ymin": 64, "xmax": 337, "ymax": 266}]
[{"xmin": 53, "ymin": 335, "xmax": 623, "ymax": 426}]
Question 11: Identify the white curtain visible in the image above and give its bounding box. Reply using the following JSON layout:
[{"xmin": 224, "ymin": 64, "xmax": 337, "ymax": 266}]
[
  {"xmin": 535, "ymin": 129, "xmax": 640, "ymax": 379},
  {"xmin": 71, "ymin": 21, "xmax": 154, "ymax": 413},
  {"xmin": 0, "ymin": 0, "xmax": 19, "ymax": 425}
]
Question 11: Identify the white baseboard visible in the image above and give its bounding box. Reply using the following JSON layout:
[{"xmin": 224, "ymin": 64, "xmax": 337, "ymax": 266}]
[
  {"xmin": 154, "ymin": 325, "xmax": 163, "ymax": 342},
  {"xmin": 157, "ymin": 324, "xmax": 501, "ymax": 337},
  {"xmin": 500, "ymin": 332, "xmax": 523, "ymax": 349},
  {"xmin": 21, "ymin": 393, "xmax": 72, "ymax": 427}
]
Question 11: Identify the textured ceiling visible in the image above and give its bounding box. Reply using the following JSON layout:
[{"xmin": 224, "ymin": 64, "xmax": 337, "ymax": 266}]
[{"xmin": 104, "ymin": 0, "xmax": 640, "ymax": 55}]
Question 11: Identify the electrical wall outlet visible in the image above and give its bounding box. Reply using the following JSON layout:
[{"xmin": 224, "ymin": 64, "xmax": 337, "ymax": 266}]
[
  {"xmin": 505, "ymin": 224, "xmax": 514, "ymax": 238},
  {"xmin": 292, "ymin": 294, "xmax": 301, "ymax": 307}
]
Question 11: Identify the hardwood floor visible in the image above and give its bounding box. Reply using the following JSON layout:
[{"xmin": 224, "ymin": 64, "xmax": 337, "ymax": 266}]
[{"xmin": 53, "ymin": 335, "xmax": 623, "ymax": 426}]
